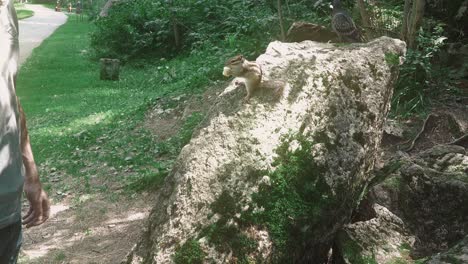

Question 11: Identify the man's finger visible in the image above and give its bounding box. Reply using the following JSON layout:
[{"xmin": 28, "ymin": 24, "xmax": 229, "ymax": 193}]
[
  {"xmin": 26, "ymin": 215, "xmax": 44, "ymax": 228},
  {"xmin": 22, "ymin": 207, "xmax": 33, "ymax": 220},
  {"xmin": 22, "ymin": 209, "xmax": 37, "ymax": 225}
]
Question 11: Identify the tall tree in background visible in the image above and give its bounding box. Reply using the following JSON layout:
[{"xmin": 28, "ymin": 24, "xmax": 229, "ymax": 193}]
[
  {"xmin": 356, "ymin": 0, "xmax": 371, "ymax": 29},
  {"xmin": 277, "ymin": 0, "xmax": 286, "ymax": 41},
  {"xmin": 402, "ymin": 0, "xmax": 425, "ymax": 49},
  {"xmin": 168, "ymin": 0, "xmax": 181, "ymax": 50}
]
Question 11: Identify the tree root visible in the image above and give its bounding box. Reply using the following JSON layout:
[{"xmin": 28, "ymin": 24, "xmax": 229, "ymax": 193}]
[
  {"xmin": 406, "ymin": 114, "xmax": 434, "ymax": 152},
  {"xmin": 448, "ymin": 134, "xmax": 468, "ymax": 148}
]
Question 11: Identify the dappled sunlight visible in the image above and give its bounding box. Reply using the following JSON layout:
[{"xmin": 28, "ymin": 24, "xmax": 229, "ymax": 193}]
[
  {"xmin": 68, "ymin": 111, "xmax": 114, "ymax": 128},
  {"xmin": 106, "ymin": 211, "xmax": 147, "ymax": 225},
  {"xmin": 49, "ymin": 203, "xmax": 69, "ymax": 218},
  {"xmin": 20, "ymin": 194, "xmax": 153, "ymax": 263},
  {"xmin": 31, "ymin": 110, "xmax": 115, "ymax": 138}
]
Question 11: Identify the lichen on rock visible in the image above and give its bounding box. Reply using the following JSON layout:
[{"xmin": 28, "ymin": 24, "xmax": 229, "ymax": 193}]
[{"xmin": 124, "ymin": 37, "xmax": 406, "ymax": 263}]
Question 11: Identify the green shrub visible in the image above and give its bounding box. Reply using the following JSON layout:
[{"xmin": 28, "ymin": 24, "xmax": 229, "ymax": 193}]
[
  {"xmin": 173, "ymin": 239, "xmax": 206, "ymax": 264},
  {"xmin": 391, "ymin": 24, "xmax": 455, "ymax": 117},
  {"xmin": 90, "ymin": 0, "xmax": 172, "ymax": 60},
  {"xmin": 90, "ymin": 0, "xmax": 331, "ymax": 60}
]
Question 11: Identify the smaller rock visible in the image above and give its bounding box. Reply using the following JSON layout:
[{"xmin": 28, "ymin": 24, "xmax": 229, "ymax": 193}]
[
  {"xmin": 259, "ymin": 176, "xmax": 271, "ymax": 186},
  {"xmin": 383, "ymin": 119, "xmax": 405, "ymax": 138},
  {"xmin": 335, "ymin": 204, "xmax": 415, "ymax": 264},
  {"xmin": 419, "ymin": 144, "xmax": 465, "ymax": 159},
  {"xmin": 426, "ymin": 235, "xmax": 468, "ymax": 264}
]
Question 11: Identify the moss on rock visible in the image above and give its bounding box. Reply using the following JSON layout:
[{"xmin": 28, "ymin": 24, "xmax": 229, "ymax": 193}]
[
  {"xmin": 173, "ymin": 239, "xmax": 206, "ymax": 264},
  {"xmin": 241, "ymin": 133, "xmax": 336, "ymax": 262},
  {"xmin": 202, "ymin": 190, "xmax": 257, "ymax": 263}
]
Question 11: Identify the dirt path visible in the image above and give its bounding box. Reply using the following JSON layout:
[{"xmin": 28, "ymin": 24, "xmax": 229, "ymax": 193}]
[{"xmin": 18, "ymin": 4, "xmax": 67, "ymax": 65}]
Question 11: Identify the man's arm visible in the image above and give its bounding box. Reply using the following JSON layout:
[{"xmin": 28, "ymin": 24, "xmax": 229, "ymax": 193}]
[{"xmin": 17, "ymin": 99, "xmax": 50, "ymax": 228}]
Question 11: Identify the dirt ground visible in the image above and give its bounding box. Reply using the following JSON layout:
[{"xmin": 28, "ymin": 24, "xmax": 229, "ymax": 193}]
[{"xmin": 19, "ymin": 191, "xmax": 152, "ymax": 264}]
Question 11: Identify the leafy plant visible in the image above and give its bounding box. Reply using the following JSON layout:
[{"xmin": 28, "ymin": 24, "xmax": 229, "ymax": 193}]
[
  {"xmin": 391, "ymin": 24, "xmax": 452, "ymax": 117},
  {"xmin": 90, "ymin": 0, "xmax": 332, "ymax": 61},
  {"xmin": 241, "ymin": 133, "xmax": 334, "ymax": 262},
  {"xmin": 173, "ymin": 239, "xmax": 206, "ymax": 264}
]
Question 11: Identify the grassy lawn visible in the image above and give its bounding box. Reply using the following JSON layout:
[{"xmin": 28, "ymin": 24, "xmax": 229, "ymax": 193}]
[
  {"xmin": 17, "ymin": 16, "xmax": 223, "ymax": 195},
  {"xmin": 15, "ymin": 3, "xmax": 35, "ymax": 20},
  {"xmin": 17, "ymin": 9, "xmax": 34, "ymax": 20}
]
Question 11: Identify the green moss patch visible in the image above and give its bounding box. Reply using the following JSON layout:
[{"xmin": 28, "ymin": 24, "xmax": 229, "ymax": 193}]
[
  {"xmin": 385, "ymin": 52, "xmax": 400, "ymax": 67},
  {"xmin": 338, "ymin": 232, "xmax": 378, "ymax": 264},
  {"xmin": 201, "ymin": 190, "xmax": 257, "ymax": 263},
  {"xmin": 242, "ymin": 133, "xmax": 335, "ymax": 261},
  {"xmin": 173, "ymin": 239, "xmax": 206, "ymax": 264}
]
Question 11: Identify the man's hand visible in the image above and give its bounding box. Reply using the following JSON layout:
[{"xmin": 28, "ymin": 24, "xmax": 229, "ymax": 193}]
[
  {"xmin": 22, "ymin": 181, "xmax": 50, "ymax": 228},
  {"xmin": 17, "ymin": 100, "xmax": 50, "ymax": 228}
]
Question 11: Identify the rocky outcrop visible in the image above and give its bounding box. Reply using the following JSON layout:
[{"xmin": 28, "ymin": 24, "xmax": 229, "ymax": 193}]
[
  {"xmin": 335, "ymin": 204, "xmax": 415, "ymax": 264},
  {"xmin": 426, "ymin": 235, "xmax": 468, "ymax": 264},
  {"xmin": 125, "ymin": 37, "xmax": 406, "ymax": 263},
  {"xmin": 370, "ymin": 144, "xmax": 468, "ymax": 258}
]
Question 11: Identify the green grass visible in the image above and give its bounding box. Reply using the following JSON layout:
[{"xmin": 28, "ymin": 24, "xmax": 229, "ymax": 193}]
[
  {"xmin": 42, "ymin": 3, "xmax": 56, "ymax": 9},
  {"xmin": 16, "ymin": 9, "xmax": 35, "ymax": 20},
  {"xmin": 17, "ymin": 17, "xmax": 224, "ymax": 193}
]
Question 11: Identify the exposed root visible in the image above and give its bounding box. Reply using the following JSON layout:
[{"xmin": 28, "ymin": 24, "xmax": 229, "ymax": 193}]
[
  {"xmin": 406, "ymin": 114, "xmax": 435, "ymax": 152},
  {"xmin": 448, "ymin": 134, "xmax": 468, "ymax": 148}
]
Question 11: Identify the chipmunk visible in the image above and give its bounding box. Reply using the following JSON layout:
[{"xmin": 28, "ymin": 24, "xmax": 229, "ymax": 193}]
[{"xmin": 223, "ymin": 55, "xmax": 284, "ymax": 102}]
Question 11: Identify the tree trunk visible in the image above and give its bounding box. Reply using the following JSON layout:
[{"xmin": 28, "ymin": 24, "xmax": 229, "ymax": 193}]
[
  {"xmin": 356, "ymin": 0, "xmax": 372, "ymax": 29},
  {"xmin": 403, "ymin": 0, "xmax": 425, "ymax": 49},
  {"xmin": 168, "ymin": 0, "xmax": 181, "ymax": 49},
  {"xmin": 277, "ymin": 0, "xmax": 286, "ymax": 41},
  {"xmin": 172, "ymin": 18, "xmax": 181, "ymax": 49},
  {"xmin": 401, "ymin": 0, "xmax": 412, "ymax": 42},
  {"xmin": 99, "ymin": 0, "xmax": 117, "ymax": 17},
  {"xmin": 124, "ymin": 37, "xmax": 406, "ymax": 263}
]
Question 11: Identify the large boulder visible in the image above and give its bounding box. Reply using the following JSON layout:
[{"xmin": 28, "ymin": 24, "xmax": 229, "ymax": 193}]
[{"xmin": 125, "ymin": 37, "xmax": 406, "ymax": 263}]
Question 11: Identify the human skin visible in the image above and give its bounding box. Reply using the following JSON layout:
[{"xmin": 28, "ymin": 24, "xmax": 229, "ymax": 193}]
[{"xmin": 17, "ymin": 99, "xmax": 50, "ymax": 228}]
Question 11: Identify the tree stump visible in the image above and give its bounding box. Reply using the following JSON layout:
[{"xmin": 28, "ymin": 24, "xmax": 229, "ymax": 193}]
[{"xmin": 100, "ymin": 58, "xmax": 120, "ymax": 81}]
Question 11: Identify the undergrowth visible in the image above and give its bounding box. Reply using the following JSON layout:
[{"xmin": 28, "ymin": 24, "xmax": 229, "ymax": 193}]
[
  {"xmin": 200, "ymin": 190, "xmax": 257, "ymax": 263},
  {"xmin": 391, "ymin": 24, "xmax": 460, "ymax": 117},
  {"xmin": 173, "ymin": 239, "xmax": 206, "ymax": 264}
]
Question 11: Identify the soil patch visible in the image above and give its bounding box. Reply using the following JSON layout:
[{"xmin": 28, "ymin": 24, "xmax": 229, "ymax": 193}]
[
  {"xmin": 19, "ymin": 185, "xmax": 153, "ymax": 264},
  {"xmin": 143, "ymin": 83, "xmax": 227, "ymax": 142}
]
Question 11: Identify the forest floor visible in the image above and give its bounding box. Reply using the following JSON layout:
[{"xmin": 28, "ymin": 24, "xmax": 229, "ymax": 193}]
[{"xmin": 15, "ymin": 8, "xmax": 467, "ymax": 264}]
